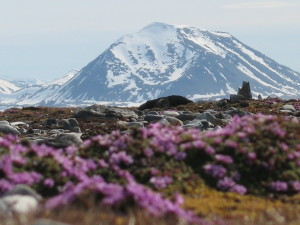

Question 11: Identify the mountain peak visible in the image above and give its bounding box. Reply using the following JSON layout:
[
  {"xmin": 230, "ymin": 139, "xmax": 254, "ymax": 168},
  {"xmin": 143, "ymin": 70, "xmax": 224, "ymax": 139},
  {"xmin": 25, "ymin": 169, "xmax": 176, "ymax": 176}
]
[
  {"xmin": 46, "ymin": 23, "xmax": 300, "ymax": 105},
  {"xmin": 140, "ymin": 22, "xmax": 177, "ymax": 32},
  {"xmin": 140, "ymin": 22, "xmax": 232, "ymax": 38},
  {"xmin": 2, "ymin": 23, "xmax": 300, "ymax": 108}
]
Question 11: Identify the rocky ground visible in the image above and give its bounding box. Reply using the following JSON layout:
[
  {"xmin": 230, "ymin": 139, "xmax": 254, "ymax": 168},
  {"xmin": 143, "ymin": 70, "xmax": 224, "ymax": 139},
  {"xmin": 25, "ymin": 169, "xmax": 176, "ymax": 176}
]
[
  {"xmin": 0, "ymin": 96, "xmax": 299, "ymax": 147},
  {"xmin": 0, "ymin": 95, "xmax": 300, "ymax": 225}
]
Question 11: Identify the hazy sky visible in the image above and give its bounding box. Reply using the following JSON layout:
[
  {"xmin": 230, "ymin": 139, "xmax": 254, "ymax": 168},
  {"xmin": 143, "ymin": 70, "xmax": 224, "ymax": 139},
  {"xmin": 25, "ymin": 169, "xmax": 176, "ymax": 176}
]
[{"xmin": 0, "ymin": 0, "xmax": 299, "ymax": 81}]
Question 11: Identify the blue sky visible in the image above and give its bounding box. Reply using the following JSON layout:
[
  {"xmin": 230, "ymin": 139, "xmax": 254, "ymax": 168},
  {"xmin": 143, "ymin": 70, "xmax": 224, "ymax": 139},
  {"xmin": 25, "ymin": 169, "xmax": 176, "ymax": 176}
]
[{"xmin": 0, "ymin": 0, "xmax": 299, "ymax": 81}]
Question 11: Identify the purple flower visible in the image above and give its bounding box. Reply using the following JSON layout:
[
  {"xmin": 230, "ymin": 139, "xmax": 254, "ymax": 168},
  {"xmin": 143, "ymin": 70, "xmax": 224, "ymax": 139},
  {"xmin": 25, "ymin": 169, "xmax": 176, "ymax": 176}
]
[
  {"xmin": 268, "ymin": 181, "xmax": 288, "ymax": 192},
  {"xmin": 247, "ymin": 152, "xmax": 256, "ymax": 160},
  {"xmin": 280, "ymin": 142, "xmax": 289, "ymax": 151},
  {"xmin": 144, "ymin": 148, "xmax": 154, "ymax": 157},
  {"xmin": 193, "ymin": 140, "xmax": 205, "ymax": 148},
  {"xmin": 290, "ymin": 181, "xmax": 300, "ymax": 192},
  {"xmin": 224, "ymin": 140, "xmax": 238, "ymax": 148},
  {"xmin": 217, "ymin": 177, "xmax": 235, "ymax": 191},
  {"xmin": 44, "ymin": 178, "xmax": 55, "ymax": 188},
  {"xmin": 215, "ymin": 154, "xmax": 233, "ymax": 164},
  {"xmin": 150, "ymin": 176, "xmax": 173, "ymax": 189},
  {"xmin": 230, "ymin": 184, "xmax": 247, "ymax": 195},
  {"xmin": 109, "ymin": 151, "xmax": 133, "ymax": 165},
  {"xmin": 174, "ymin": 151, "xmax": 186, "ymax": 160},
  {"xmin": 98, "ymin": 159, "xmax": 109, "ymax": 168},
  {"xmin": 203, "ymin": 164, "xmax": 227, "ymax": 179},
  {"xmin": 0, "ymin": 180, "xmax": 13, "ymax": 193},
  {"xmin": 205, "ymin": 146, "xmax": 215, "ymax": 155},
  {"xmin": 150, "ymin": 168, "xmax": 159, "ymax": 175}
]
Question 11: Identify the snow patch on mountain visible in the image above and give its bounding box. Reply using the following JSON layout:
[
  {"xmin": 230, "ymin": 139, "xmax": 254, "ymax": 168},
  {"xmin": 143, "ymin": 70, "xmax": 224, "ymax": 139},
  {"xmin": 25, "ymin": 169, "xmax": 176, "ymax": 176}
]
[{"xmin": 0, "ymin": 78, "xmax": 20, "ymax": 94}]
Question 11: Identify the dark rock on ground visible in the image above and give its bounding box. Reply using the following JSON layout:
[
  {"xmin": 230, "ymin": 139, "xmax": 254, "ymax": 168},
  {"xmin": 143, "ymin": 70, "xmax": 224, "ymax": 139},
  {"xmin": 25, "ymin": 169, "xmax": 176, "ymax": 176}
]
[
  {"xmin": 74, "ymin": 105, "xmax": 138, "ymax": 120},
  {"xmin": 144, "ymin": 115, "xmax": 164, "ymax": 123},
  {"xmin": 138, "ymin": 95, "xmax": 193, "ymax": 110},
  {"xmin": 230, "ymin": 94, "xmax": 245, "ymax": 103},
  {"xmin": 44, "ymin": 118, "xmax": 58, "ymax": 126},
  {"xmin": 239, "ymin": 101, "xmax": 249, "ymax": 107},
  {"xmin": 146, "ymin": 111, "xmax": 160, "ymax": 115},
  {"xmin": 60, "ymin": 118, "xmax": 80, "ymax": 132},
  {"xmin": 217, "ymin": 99, "xmax": 228, "ymax": 107},
  {"xmin": 176, "ymin": 113, "xmax": 200, "ymax": 122},
  {"xmin": 225, "ymin": 109, "xmax": 249, "ymax": 117}
]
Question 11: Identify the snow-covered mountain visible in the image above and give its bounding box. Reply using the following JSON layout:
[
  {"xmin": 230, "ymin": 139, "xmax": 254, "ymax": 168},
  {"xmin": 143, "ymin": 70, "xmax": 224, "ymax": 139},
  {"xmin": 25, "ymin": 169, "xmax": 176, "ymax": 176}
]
[
  {"xmin": 0, "ymin": 70, "xmax": 78, "ymax": 109},
  {"xmin": 44, "ymin": 22, "xmax": 300, "ymax": 105},
  {"xmin": 0, "ymin": 78, "xmax": 20, "ymax": 94}
]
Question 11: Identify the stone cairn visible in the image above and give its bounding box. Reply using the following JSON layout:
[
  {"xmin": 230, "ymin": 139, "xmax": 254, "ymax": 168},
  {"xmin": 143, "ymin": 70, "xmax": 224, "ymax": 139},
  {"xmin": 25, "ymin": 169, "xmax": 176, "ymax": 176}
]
[{"xmin": 237, "ymin": 81, "xmax": 252, "ymax": 100}]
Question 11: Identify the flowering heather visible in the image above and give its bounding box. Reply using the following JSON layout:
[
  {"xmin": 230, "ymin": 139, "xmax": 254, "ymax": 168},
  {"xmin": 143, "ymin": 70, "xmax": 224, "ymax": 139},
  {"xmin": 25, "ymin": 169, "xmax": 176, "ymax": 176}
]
[
  {"xmin": 0, "ymin": 127, "xmax": 205, "ymax": 224},
  {"xmin": 184, "ymin": 114, "xmax": 300, "ymax": 195},
  {"xmin": 0, "ymin": 113, "xmax": 300, "ymax": 223}
]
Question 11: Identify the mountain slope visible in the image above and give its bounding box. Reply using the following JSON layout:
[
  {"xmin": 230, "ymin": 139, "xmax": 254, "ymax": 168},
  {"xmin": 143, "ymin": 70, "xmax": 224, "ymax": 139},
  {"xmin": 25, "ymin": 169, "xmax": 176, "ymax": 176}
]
[
  {"xmin": 0, "ymin": 78, "xmax": 20, "ymax": 94},
  {"xmin": 46, "ymin": 22, "xmax": 300, "ymax": 105},
  {"xmin": 0, "ymin": 70, "xmax": 78, "ymax": 107}
]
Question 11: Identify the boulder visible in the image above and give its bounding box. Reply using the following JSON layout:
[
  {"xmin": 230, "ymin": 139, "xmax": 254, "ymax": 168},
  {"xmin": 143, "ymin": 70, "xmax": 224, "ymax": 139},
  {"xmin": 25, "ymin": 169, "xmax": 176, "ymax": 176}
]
[
  {"xmin": 281, "ymin": 104, "xmax": 296, "ymax": 112},
  {"xmin": 0, "ymin": 185, "xmax": 41, "ymax": 216},
  {"xmin": 144, "ymin": 115, "xmax": 164, "ymax": 123},
  {"xmin": 217, "ymin": 99, "xmax": 228, "ymax": 107},
  {"xmin": 225, "ymin": 109, "xmax": 248, "ymax": 117},
  {"xmin": 158, "ymin": 118, "xmax": 171, "ymax": 126},
  {"xmin": 138, "ymin": 95, "xmax": 193, "ymax": 110},
  {"xmin": 165, "ymin": 116, "xmax": 184, "ymax": 126},
  {"xmin": 2, "ymin": 185, "xmax": 41, "ymax": 200},
  {"xmin": 0, "ymin": 124, "xmax": 21, "ymax": 136},
  {"xmin": 176, "ymin": 113, "xmax": 200, "ymax": 122},
  {"xmin": 193, "ymin": 112, "xmax": 217, "ymax": 125},
  {"xmin": 74, "ymin": 105, "xmax": 138, "ymax": 120},
  {"xmin": 126, "ymin": 122, "xmax": 144, "ymax": 129},
  {"xmin": 183, "ymin": 122, "xmax": 204, "ymax": 130},
  {"xmin": 230, "ymin": 94, "xmax": 245, "ymax": 103},
  {"xmin": 60, "ymin": 118, "xmax": 80, "ymax": 132},
  {"xmin": 0, "ymin": 121, "xmax": 10, "ymax": 126},
  {"xmin": 44, "ymin": 118, "xmax": 58, "ymax": 126},
  {"xmin": 0, "ymin": 195, "xmax": 39, "ymax": 215},
  {"xmin": 39, "ymin": 133, "xmax": 83, "ymax": 148},
  {"xmin": 146, "ymin": 111, "xmax": 160, "ymax": 116},
  {"xmin": 162, "ymin": 111, "xmax": 180, "ymax": 117}
]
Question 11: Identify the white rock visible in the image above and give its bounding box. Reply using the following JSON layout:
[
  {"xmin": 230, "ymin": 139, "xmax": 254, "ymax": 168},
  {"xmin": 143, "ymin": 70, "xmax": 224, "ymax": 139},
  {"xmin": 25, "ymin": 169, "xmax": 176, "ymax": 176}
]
[
  {"xmin": 162, "ymin": 111, "xmax": 180, "ymax": 117},
  {"xmin": 0, "ymin": 195, "xmax": 39, "ymax": 215},
  {"xmin": 282, "ymin": 104, "xmax": 296, "ymax": 112}
]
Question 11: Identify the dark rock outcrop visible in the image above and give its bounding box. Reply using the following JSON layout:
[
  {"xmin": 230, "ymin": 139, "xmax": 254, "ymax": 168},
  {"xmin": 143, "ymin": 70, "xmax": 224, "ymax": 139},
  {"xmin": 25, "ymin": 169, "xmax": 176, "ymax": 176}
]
[
  {"xmin": 237, "ymin": 81, "xmax": 252, "ymax": 100},
  {"xmin": 138, "ymin": 95, "xmax": 193, "ymax": 110}
]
